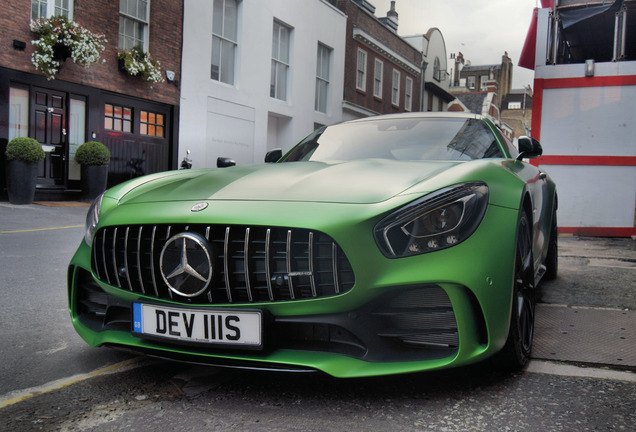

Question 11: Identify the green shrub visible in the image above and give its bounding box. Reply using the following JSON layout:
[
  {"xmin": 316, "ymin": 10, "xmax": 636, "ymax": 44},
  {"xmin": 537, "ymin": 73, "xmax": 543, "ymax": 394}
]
[
  {"xmin": 5, "ymin": 137, "xmax": 46, "ymax": 163},
  {"xmin": 75, "ymin": 141, "xmax": 110, "ymax": 166}
]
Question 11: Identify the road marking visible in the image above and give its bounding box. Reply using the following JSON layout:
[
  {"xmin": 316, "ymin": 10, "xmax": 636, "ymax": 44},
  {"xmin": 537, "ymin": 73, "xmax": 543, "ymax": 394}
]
[
  {"xmin": 0, "ymin": 357, "xmax": 149, "ymax": 410},
  {"xmin": 0, "ymin": 225, "xmax": 83, "ymax": 234},
  {"xmin": 527, "ymin": 360, "xmax": 636, "ymax": 383}
]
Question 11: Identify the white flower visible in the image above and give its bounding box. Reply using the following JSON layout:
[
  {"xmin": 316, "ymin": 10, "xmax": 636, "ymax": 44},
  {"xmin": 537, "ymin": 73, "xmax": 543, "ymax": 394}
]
[{"xmin": 30, "ymin": 16, "xmax": 106, "ymax": 80}]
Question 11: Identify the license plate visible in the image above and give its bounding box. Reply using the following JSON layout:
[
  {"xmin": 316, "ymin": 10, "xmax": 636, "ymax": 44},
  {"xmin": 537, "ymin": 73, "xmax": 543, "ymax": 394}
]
[{"xmin": 132, "ymin": 303, "xmax": 262, "ymax": 347}]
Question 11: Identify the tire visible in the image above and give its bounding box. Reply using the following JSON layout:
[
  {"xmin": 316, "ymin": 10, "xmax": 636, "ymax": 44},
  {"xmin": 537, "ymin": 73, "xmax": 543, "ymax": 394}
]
[
  {"xmin": 544, "ymin": 206, "xmax": 558, "ymax": 280},
  {"xmin": 495, "ymin": 211, "xmax": 535, "ymax": 371}
]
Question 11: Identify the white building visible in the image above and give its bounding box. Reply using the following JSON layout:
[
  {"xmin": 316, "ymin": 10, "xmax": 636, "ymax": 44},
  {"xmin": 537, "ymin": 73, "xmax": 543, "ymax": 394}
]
[
  {"xmin": 404, "ymin": 28, "xmax": 454, "ymax": 112},
  {"xmin": 179, "ymin": 0, "xmax": 346, "ymax": 167}
]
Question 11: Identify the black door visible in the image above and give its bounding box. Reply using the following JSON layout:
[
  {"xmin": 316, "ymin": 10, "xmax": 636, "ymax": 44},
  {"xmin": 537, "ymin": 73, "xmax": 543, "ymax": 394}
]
[{"xmin": 31, "ymin": 87, "xmax": 67, "ymax": 187}]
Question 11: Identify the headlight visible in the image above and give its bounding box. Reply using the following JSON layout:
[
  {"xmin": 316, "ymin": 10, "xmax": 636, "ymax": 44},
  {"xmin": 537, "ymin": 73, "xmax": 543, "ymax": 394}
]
[
  {"xmin": 84, "ymin": 193, "xmax": 104, "ymax": 247},
  {"xmin": 374, "ymin": 182, "xmax": 489, "ymax": 257}
]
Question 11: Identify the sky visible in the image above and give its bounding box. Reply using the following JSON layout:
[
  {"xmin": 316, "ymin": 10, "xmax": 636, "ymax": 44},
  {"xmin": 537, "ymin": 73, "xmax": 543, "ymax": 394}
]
[{"xmin": 369, "ymin": 0, "xmax": 539, "ymax": 89}]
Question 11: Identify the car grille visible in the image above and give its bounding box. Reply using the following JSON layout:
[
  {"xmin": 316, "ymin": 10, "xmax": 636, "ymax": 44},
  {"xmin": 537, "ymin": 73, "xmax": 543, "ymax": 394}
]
[{"xmin": 91, "ymin": 224, "xmax": 355, "ymax": 304}]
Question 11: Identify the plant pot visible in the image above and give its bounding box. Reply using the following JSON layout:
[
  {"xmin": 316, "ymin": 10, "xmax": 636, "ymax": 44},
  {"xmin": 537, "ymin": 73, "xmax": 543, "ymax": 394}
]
[
  {"xmin": 6, "ymin": 159, "xmax": 39, "ymax": 205},
  {"xmin": 53, "ymin": 42, "xmax": 72, "ymax": 62},
  {"xmin": 81, "ymin": 164, "xmax": 109, "ymax": 202}
]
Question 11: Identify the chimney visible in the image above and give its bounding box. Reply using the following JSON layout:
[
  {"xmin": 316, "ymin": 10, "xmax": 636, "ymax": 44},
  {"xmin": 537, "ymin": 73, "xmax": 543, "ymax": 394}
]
[{"xmin": 380, "ymin": 1, "xmax": 399, "ymax": 32}]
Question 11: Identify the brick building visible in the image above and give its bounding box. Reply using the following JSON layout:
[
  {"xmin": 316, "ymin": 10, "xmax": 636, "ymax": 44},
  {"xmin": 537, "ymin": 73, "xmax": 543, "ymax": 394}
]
[
  {"xmin": 334, "ymin": 0, "xmax": 422, "ymax": 120},
  {"xmin": 0, "ymin": 0, "xmax": 182, "ymax": 197}
]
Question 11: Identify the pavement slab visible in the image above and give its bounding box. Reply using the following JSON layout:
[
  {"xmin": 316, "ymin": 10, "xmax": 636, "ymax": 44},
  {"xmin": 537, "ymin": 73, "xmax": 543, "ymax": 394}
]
[{"xmin": 534, "ymin": 304, "xmax": 636, "ymax": 369}]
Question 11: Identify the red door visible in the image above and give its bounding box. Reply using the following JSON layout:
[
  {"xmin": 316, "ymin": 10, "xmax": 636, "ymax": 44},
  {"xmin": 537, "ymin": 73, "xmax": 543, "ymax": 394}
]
[{"xmin": 31, "ymin": 87, "xmax": 67, "ymax": 187}]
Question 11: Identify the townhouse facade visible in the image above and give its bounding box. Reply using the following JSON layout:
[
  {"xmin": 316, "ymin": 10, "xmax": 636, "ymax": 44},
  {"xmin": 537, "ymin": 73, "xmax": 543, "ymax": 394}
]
[
  {"xmin": 334, "ymin": 0, "xmax": 422, "ymax": 121},
  {"xmin": 0, "ymin": 0, "xmax": 183, "ymax": 196},
  {"xmin": 178, "ymin": 0, "xmax": 347, "ymax": 167}
]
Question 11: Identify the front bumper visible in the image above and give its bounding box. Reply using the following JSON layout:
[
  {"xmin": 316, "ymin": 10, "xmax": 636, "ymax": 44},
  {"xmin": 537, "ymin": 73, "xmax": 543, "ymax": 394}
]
[{"xmin": 68, "ymin": 203, "xmax": 518, "ymax": 378}]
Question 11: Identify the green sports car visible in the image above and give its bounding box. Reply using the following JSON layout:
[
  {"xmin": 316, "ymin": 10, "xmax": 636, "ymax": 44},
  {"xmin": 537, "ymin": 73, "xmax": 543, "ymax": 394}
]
[{"xmin": 68, "ymin": 113, "xmax": 558, "ymax": 378}]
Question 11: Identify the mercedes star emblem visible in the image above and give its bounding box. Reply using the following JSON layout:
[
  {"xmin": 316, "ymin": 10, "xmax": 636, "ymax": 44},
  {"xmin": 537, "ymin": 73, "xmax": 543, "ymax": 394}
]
[
  {"xmin": 160, "ymin": 232, "xmax": 213, "ymax": 297},
  {"xmin": 191, "ymin": 202, "xmax": 208, "ymax": 212}
]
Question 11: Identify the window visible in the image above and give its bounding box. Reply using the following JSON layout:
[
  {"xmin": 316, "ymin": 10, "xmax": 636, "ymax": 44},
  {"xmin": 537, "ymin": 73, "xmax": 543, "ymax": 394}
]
[
  {"xmin": 68, "ymin": 97, "xmax": 86, "ymax": 181},
  {"xmin": 315, "ymin": 43, "xmax": 331, "ymax": 113},
  {"xmin": 9, "ymin": 88, "xmax": 29, "ymax": 141},
  {"xmin": 104, "ymin": 104, "xmax": 132, "ymax": 133},
  {"xmin": 480, "ymin": 75, "xmax": 489, "ymax": 90},
  {"xmin": 32, "ymin": 0, "xmax": 73, "ymax": 20},
  {"xmin": 271, "ymin": 20, "xmax": 291, "ymax": 100},
  {"xmin": 392, "ymin": 69, "xmax": 400, "ymax": 106},
  {"xmin": 140, "ymin": 110, "xmax": 165, "ymax": 137},
  {"xmin": 405, "ymin": 77, "xmax": 413, "ymax": 111},
  {"xmin": 212, "ymin": 0, "xmax": 238, "ymax": 85},
  {"xmin": 508, "ymin": 102, "xmax": 522, "ymax": 110},
  {"xmin": 433, "ymin": 57, "xmax": 441, "ymax": 81},
  {"xmin": 119, "ymin": 0, "xmax": 149, "ymax": 50},
  {"xmin": 356, "ymin": 48, "xmax": 367, "ymax": 91},
  {"xmin": 467, "ymin": 76, "xmax": 476, "ymax": 90},
  {"xmin": 373, "ymin": 58, "xmax": 383, "ymax": 99}
]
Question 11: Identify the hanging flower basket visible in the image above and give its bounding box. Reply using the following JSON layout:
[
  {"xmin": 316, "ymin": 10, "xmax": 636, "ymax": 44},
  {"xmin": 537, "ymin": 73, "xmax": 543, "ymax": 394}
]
[
  {"xmin": 117, "ymin": 46, "xmax": 164, "ymax": 83},
  {"xmin": 30, "ymin": 16, "xmax": 106, "ymax": 80}
]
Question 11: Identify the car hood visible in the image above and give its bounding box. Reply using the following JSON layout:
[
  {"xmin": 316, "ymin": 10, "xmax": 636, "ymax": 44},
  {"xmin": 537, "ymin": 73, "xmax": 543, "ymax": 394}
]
[{"xmin": 115, "ymin": 160, "xmax": 462, "ymax": 205}]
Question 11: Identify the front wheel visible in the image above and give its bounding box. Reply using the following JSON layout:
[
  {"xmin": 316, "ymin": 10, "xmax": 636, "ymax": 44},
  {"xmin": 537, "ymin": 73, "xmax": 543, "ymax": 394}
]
[{"xmin": 495, "ymin": 211, "xmax": 535, "ymax": 370}]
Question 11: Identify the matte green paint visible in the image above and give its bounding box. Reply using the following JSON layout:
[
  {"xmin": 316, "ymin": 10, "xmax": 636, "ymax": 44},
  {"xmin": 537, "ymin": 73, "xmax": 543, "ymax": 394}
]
[{"xmin": 68, "ymin": 115, "xmax": 556, "ymax": 378}]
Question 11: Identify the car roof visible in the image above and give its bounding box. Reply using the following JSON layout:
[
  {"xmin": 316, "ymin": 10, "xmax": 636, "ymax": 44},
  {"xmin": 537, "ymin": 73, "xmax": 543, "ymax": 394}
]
[{"xmin": 343, "ymin": 112, "xmax": 483, "ymax": 125}]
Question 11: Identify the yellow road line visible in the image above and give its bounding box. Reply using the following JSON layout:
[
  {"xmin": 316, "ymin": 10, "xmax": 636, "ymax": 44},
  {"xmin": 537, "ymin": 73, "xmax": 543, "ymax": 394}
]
[
  {"xmin": 0, "ymin": 357, "xmax": 149, "ymax": 409},
  {"xmin": 0, "ymin": 225, "xmax": 83, "ymax": 234}
]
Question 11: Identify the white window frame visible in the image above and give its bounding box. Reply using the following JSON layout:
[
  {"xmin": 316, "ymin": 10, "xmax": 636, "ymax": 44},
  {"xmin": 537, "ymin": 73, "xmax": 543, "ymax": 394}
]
[
  {"xmin": 433, "ymin": 57, "xmax": 441, "ymax": 81},
  {"xmin": 405, "ymin": 76, "xmax": 413, "ymax": 111},
  {"xmin": 480, "ymin": 75, "xmax": 489, "ymax": 91},
  {"xmin": 373, "ymin": 58, "xmax": 383, "ymax": 99},
  {"xmin": 391, "ymin": 69, "xmax": 400, "ymax": 106},
  {"xmin": 356, "ymin": 48, "xmax": 367, "ymax": 91},
  {"xmin": 211, "ymin": 0, "xmax": 238, "ymax": 85},
  {"xmin": 32, "ymin": 0, "xmax": 74, "ymax": 20},
  {"xmin": 467, "ymin": 75, "xmax": 476, "ymax": 90},
  {"xmin": 119, "ymin": 0, "xmax": 150, "ymax": 51},
  {"xmin": 315, "ymin": 43, "xmax": 331, "ymax": 113},
  {"xmin": 271, "ymin": 19, "xmax": 292, "ymax": 101}
]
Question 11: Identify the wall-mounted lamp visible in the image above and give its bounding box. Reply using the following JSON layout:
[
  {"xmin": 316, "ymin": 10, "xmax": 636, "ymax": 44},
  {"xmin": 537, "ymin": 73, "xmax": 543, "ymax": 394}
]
[
  {"xmin": 165, "ymin": 70, "xmax": 179, "ymax": 87},
  {"xmin": 91, "ymin": 131, "xmax": 97, "ymax": 139},
  {"xmin": 13, "ymin": 40, "xmax": 26, "ymax": 51},
  {"xmin": 585, "ymin": 59, "xmax": 595, "ymax": 77}
]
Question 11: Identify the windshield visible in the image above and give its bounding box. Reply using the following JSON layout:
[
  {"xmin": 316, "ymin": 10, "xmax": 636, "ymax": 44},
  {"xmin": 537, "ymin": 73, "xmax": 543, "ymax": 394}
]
[{"xmin": 282, "ymin": 117, "xmax": 503, "ymax": 162}]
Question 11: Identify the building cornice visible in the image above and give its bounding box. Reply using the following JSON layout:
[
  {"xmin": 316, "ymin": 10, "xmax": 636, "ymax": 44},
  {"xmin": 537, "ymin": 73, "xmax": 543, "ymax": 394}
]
[{"xmin": 353, "ymin": 26, "xmax": 420, "ymax": 75}]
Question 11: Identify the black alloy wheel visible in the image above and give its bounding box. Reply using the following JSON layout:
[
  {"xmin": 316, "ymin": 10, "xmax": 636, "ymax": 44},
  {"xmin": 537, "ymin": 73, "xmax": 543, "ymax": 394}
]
[{"xmin": 496, "ymin": 211, "xmax": 535, "ymax": 370}]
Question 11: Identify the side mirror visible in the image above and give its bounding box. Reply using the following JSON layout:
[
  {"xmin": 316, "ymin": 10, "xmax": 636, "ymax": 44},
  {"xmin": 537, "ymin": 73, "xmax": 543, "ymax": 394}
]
[
  {"xmin": 217, "ymin": 157, "xmax": 236, "ymax": 168},
  {"xmin": 516, "ymin": 136, "xmax": 543, "ymax": 161},
  {"xmin": 264, "ymin": 148, "xmax": 282, "ymax": 163}
]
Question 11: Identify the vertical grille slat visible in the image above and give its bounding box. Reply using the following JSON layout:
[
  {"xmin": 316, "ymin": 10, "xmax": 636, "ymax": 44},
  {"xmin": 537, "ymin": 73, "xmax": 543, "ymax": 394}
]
[
  {"xmin": 91, "ymin": 224, "xmax": 354, "ymax": 305},
  {"xmin": 112, "ymin": 227, "xmax": 121, "ymax": 288},
  {"xmin": 136, "ymin": 226, "xmax": 146, "ymax": 295},
  {"xmin": 123, "ymin": 227, "xmax": 134, "ymax": 291},
  {"xmin": 224, "ymin": 227, "xmax": 233, "ymax": 303},
  {"xmin": 286, "ymin": 230, "xmax": 295, "ymax": 300}
]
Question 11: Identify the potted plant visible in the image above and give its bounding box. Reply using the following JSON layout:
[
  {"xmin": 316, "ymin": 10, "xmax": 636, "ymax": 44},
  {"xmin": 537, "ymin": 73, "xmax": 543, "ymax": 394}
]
[
  {"xmin": 75, "ymin": 141, "xmax": 110, "ymax": 201},
  {"xmin": 5, "ymin": 137, "xmax": 46, "ymax": 204},
  {"xmin": 117, "ymin": 46, "xmax": 164, "ymax": 83},
  {"xmin": 30, "ymin": 16, "xmax": 106, "ymax": 80}
]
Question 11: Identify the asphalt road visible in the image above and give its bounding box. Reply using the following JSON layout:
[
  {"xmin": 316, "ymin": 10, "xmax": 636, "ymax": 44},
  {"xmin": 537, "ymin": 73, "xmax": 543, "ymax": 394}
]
[
  {"xmin": 1, "ymin": 202, "xmax": 634, "ymax": 431},
  {"xmin": 0, "ymin": 203, "xmax": 132, "ymax": 396}
]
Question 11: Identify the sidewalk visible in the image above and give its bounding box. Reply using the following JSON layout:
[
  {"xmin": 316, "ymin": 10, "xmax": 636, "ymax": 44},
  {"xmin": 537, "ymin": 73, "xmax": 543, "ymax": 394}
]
[{"xmin": 534, "ymin": 235, "xmax": 636, "ymax": 370}]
